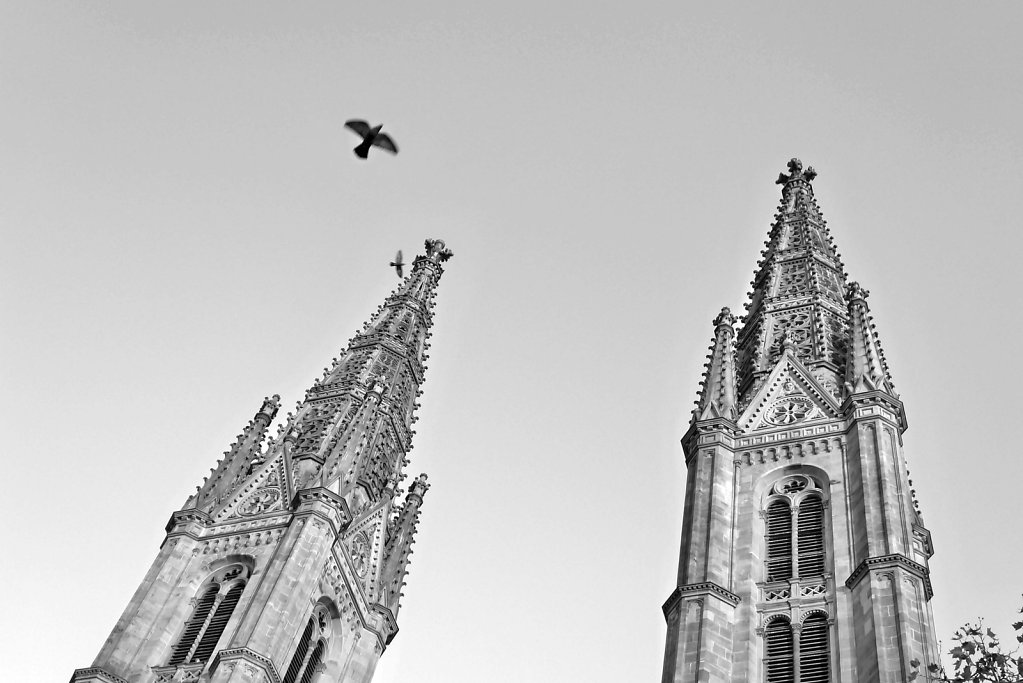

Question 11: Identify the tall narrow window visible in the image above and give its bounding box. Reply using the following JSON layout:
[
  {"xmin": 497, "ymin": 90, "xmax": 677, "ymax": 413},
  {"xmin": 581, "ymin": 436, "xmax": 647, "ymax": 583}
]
[
  {"xmin": 167, "ymin": 585, "xmax": 218, "ymax": 666},
  {"xmin": 283, "ymin": 620, "xmax": 314, "ymax": 683},
  {"xmin": 765, "ymin": 500, "xmax": 793, "ymax": 582},
  {"xmin": 800, "ymin": 613, "xmax": 830, "ymax": 682},
  {"xmin": 167, "ymin": 565, "xmax": 248, "ymax": 668},
  {"xmin": 764, "ymin": 618, "xmax": 794, "ymax": 683},
  {"xmin": 797, "ymin": 496, "xmax": 825, "ymax": 577},
  {"xmin": 284, "ymin": 605, "xmax": 332, "ymax": 683},
  {"xmin": 299, "ymin": 641, "xmax": 325, "ymax": 683},
  {"xmin": 192, "ymin": 582, "xmax": 244, "ymax": 663}
]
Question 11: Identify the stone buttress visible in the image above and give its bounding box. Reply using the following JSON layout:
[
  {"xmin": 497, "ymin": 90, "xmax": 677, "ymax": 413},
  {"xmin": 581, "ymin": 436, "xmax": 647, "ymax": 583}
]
[
  {"xmin": 72, "ymin": 239, "xmax": 453, "ymax": 683},
  {"xmin": 661, "ymin": 162, "xmax": 939, "ymax": 683}
]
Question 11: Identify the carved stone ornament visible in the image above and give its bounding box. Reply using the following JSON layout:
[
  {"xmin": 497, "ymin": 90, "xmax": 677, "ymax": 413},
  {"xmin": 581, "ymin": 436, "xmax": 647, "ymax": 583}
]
[
  {"xmin": 238, "ymin": 488, "xmax": 281, "ymax": 516},
  {"xmin": 350, "ymin": 532, "xmax": 371, "ymax": 578},
  {"xmin": 771, "ymin": 475, "xmax": 810, "ymax": 496},
  {"xmin": 775, "ymin": 158, "xmax": 818, "ymax": 185},
  {"xmin": 424, "ymin": 238, "xmax": 453, "ymax": 262},
  {"xmin": 765, "ymin": 396, "xmax": 813, "ymax": 426}
]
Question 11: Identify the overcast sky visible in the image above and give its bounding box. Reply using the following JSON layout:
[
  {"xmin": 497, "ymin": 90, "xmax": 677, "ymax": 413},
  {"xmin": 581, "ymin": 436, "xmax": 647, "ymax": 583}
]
[{"xmin": 3, "ymin": 2, "xmax": 1022, "ymax": 682}]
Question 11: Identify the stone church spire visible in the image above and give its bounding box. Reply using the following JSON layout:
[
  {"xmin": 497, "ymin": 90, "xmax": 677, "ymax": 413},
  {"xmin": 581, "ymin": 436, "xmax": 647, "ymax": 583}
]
[
  {"xmin": 662, "ymin": 162, "xmax": 939, "ymax": 683},
  {"xmin": 736, "ymin": 158, "xmax": 850, "ymax": 410},
  {"xmin": 73, "ymin": 239, "xmax": 453, "ymax": 683}
]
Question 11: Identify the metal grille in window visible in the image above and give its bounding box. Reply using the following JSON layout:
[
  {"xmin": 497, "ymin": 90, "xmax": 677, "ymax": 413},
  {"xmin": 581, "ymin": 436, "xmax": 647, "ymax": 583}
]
[
  {"xmin": 800, "ymin": 613, "xmax": 830, "ymax": 683},
  {"xmin": 764, "ymin": 618, "xmax": 795, "ymax": 683},
  {"xmin": 797, "ymin": 496, "xmax": 825, "ymax": 577},
  {"xmin": 765, "ymin": 500, "xmax": 793, "ymax": 582}
]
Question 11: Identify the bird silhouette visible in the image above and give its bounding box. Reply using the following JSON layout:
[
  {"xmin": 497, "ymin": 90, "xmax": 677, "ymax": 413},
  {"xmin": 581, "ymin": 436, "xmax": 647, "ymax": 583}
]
[
  {"xmin": 389, "ymin": 250, "xmax": 405, "ymax": 278},
  {"xmin": 345, "ymin": 120, "xmax": 399, "ymax": 159}
]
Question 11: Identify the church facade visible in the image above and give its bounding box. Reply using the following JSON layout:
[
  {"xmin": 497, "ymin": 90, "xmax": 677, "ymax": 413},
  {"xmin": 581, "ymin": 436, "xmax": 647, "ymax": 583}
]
[
  {"xmin": 661, "ymin": 161, "xmax": 939, "ymax": 682},
  {"xmin": 72, "ymin": 239, "xmax": 453, "ymax": 683}
]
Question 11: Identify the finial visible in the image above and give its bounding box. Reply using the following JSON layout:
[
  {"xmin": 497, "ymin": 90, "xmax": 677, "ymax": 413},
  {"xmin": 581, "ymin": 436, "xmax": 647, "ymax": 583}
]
[
  {"xmin": 409, "ymin": 473, "xmax": 430, "ymax": 497},
  {"xmin": 779, "ymin": 331, "xmax": 798, "ymax": 355},
  {"xmin": 714, "ymin": 307, "xmax": 737, "ymax": 328},
  {"xmin": 775, "ymin": 158, "xmax": 818, "ymax": 185},
  {"xmin": 258, "ymin": 394, "xmax": 281, "ymax": 421},
  {"xmin": 367, "ymin": 374, "xmax": 387, "ymax": 395},
  {"xmin": 846, "ymin": 281, "xmax": 870, "ymax": 302},
  {"xmin": 424, "ymin": 238, "xmax": 453, "ymax": 263}
]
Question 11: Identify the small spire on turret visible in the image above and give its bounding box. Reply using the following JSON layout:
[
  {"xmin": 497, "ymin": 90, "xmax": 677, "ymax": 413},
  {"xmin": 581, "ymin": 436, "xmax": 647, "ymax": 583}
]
[
  {"xmin": 695, "ymin": 307, "xmax": 738, "ymax": 422},
  {"xmin": 844, "ymin": 282, "xmax": 897, "ymax": 397},
  {"xmin": 192, "ymin": 395, "xmax": 280, "ymax": 510},
  {"xmin": 378, "ymin": 473, "xmax": 430, "ymax": 615}
]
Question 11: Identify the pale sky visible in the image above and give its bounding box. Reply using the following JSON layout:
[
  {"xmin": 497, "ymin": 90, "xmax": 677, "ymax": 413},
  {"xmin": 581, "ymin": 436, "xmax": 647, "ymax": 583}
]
[{"xmin": 3, "ymin": 2, "xmax": 1022, "ymax": 682}]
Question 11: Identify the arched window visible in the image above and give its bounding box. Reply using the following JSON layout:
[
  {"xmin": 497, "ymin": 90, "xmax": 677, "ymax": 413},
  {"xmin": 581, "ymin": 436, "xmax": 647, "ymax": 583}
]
[
  {"xmin": 283, "ymin": 604, "xmax": 331, "ymax": 683},
  {"xmin": 167, "ymin": 565, "xmax": 248, "ymax": 667},
  {"xmin": 764, "ymin": 617, "xmax": 794, "ymax": 683},
  {"xmin": 764, "ymin": 474, "xmax": 827, "ymax": 581},
  {"xmin": 167, "ymin": 585, "xmax": 218, "ymax": 666},
  {"xmin": 800, "ymin": 613, "xmax": 830, "ymax": 682},
  {"xmin": 797, "ymin": 496, "xmax": 825, "ymax": 577},
  {"xmin": 765, "ymin": 500, "xmax": 793, "ymax": 582}
]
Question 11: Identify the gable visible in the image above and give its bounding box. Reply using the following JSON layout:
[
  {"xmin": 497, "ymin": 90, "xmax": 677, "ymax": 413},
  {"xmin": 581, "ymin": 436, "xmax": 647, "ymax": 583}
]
[
  {"xmin": 738, "ymin": 355, "xmax": 841, "ymax": 433},
  {"xmin": 211, "ymin": 453, "xmax": 291, "ymax": 523}
]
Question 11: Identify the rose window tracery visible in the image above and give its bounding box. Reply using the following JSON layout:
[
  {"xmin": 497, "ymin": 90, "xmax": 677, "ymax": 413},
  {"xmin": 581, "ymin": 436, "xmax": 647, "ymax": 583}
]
[
  {"xmin": 238, "ymin": 488, "xmax": 281, "ymax": 516},
  {"xmin": 766, "ymin": 397, "xmax": 813, "ymax": 426},
  {"xmin": 350, "ymin": 533, "xmax": 371, "ymax": 578}
]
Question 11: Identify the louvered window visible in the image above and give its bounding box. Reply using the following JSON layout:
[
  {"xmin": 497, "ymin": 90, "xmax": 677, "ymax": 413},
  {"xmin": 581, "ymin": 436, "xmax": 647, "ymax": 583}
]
[
  {"xmin": 284, "ymin": 605, "xmax": 331, "ymax": 683},
  {"xmin": 765, "ymin": 500, "xmax": 793, "ymax": 582},
  {"xmin": 797, "ymin": 496, "xmax": 825, "ymax": 577},
  {"xmin": 800, "ymin": 613, "xmax": 830, "ymax": 682},
  {"xmin": 299, "ymin": 641, "xmax": 325, "ymax": 683},
  {"xmin": 284, "ymin": 619, "xmax": 315, "ymax": 683},
  {"xmin": 167, "ymin": 585, "xmax": 218, "ymax": 666},
  {"xmin": 190, "ymin": 582, "xmax": 244, "ymax": 663},
  {"xmin": 764, "ymin": 618, "xmax": 795, "ymax": 683}
]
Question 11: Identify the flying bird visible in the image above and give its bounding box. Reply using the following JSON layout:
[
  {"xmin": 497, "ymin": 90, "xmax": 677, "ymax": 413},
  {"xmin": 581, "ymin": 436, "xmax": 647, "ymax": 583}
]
[
  {"xmin": 345, "ymin": 119, "xmax": 399, "ymax": 159},
  {"xmin": 389, "ymin": 250, "xmax": 405, "ymax": 278}
]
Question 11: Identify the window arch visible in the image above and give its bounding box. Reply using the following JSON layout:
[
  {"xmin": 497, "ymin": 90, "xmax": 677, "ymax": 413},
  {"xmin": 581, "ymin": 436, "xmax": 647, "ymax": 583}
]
[
  {"xmin": 796, "ymin": 496, "xmax": 825, "ymax": 577},
  {"xmin": 167, "ymin": 563, "xmax": 249, "ymax": 667},
  {"xmin": 764, "ymin": 616, "xmax": 794, "ymax": 683},
  {"xmin": 765, "ymin": 500, "xmax": 793, "ymax": 582},
  {"xmin": 763, "ymin": 474, "xmax": 827, "ymax": 581},
  {"xmin": 283, "ymin": 603, "xmax": 332, "ymax": 683},
  {"xmin": 799, "ymin": 612, "xmax": 830, "ymax": 683}
]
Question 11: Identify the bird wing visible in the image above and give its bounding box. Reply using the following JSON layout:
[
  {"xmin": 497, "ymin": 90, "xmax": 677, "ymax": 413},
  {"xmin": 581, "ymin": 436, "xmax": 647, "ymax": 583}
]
[
  {"xmin": 345, "ymin": 119, "xmax": 372, "ymax": 137},
  {"xmin": 371, "ymin": 133, "xmax": 399, "ymax": 154},
  {"xmin": 394, "ymin": 250, "xmax": 403, "ymax": 264}
]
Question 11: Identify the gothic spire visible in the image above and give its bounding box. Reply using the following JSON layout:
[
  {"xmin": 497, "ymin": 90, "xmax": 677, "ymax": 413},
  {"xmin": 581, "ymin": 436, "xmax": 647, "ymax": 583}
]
[
  {"xmin": 735, "ymin": 159, "xmax": 850, "ymax": 409},
  {"xmin": 844, "ymin": 282, "xmax": 897, "ymax": 396},
  {"xmin": 378, "ymin": 473, "xmax": 430, "ymax": 616},
  {"xmin": 695, "ymin": 307, "xmax": 738, "ymax": 421},
  {"xmin": 285, "ymin": 239, "xmax": 453, "ymax": 506},
  {"xmin": 191, "ymin": 395, "xmax": 279, "ymax": 510}
]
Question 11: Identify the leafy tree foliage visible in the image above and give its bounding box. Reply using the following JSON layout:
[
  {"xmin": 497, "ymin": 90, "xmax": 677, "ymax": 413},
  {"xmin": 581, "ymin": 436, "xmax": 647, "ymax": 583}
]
[{"xmin": 910, "ymin": 601, "xmax": 1023, "ymax": 681}]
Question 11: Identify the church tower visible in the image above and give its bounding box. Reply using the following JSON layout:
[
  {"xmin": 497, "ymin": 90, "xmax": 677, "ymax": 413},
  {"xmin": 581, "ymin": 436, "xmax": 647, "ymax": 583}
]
[
  {"xmin": 72, "ymin": 239, "xmax": 453, "ymax": 683},
  {"xmin": 661, "ymin": 161, "xmax": 939, "ymax": 682}
]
